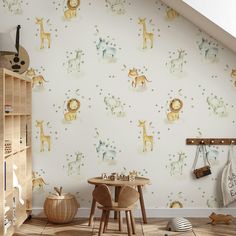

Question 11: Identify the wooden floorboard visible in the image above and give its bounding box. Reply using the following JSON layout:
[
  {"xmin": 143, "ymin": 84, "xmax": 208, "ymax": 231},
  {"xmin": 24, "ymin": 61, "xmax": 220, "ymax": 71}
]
[{"xmin": 13, "ymin": 217, "xmax": 236, "ymax": 236}]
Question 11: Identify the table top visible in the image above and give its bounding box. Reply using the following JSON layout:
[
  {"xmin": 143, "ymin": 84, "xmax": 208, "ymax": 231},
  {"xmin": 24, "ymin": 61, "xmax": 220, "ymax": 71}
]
[{"xmin": 88, "ymin": 176, "xmax": 150, "ymax": 186}]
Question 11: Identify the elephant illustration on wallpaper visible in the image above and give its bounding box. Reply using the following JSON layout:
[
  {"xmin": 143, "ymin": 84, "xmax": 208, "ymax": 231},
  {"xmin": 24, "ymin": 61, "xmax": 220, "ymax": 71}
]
[
  {"xmin": 167, "ymin": 98, "xmax": 183, "ymax": 122},
  {"xmin": 206, "ymin": 96, "xmax": 228, "ymax": 117},
  {"xmin": 35, "ymin": 120, "xmax": 51, "ymax": 152},
  {"xmin": 104, "ymin": 95, "xmax": 125, "ymax": 117},
  {"xmin": 3, "ymin": 0, "xmax": 22, "ymax": 14},
  {"xmin": 26, "ymin": 68, "xmax": 48, "ymax": 88},
  {"xmin": 138, "ymin": 120, "xmax": 154, "ymax": 152},
  {"xmin": 138, "ymin": 18, "xmax": 154, "ymax": 49},
  {"xmin": 64, "ymin": 0, "xmax": 80, "ymax": 20},
  {"xmin": 35, "ymin": 18, "xmax": 51, "ymax": 49},
  {"xmin": 64, "ymin": 98, "xmax": 80, "ymax": 121},
  {"xmin": 128, "ymin": 68, "xmax": 151, "ymax": 88},
  {"xmin": 105, "ymin": 0, "xmax": 126, "ymax": 15}
]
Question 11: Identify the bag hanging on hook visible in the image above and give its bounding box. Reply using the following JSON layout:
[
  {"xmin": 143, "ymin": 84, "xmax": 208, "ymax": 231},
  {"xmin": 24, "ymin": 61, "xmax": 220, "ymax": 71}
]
[
  {"xmin": 221, "ymin": 145, "xmax": 236, "ymax": 206},
  {"xmin": 192, "ymin": 145, "xmax": 211, "ymax": 179}
]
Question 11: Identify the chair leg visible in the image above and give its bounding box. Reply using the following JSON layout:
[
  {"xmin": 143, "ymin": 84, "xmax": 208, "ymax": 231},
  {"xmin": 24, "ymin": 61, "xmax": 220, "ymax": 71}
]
[
  {"xmin": 130, "ymin": 210, "xmax": 136, "ymax": 234},
  {"xmin": 125, "ymin": 210, "xmax": 132, "ymax": 236},
  {"xmin": 118, "ymin": 211, "xmax": 123, "ymax": 232},
  {"xmin": 103, "ymin": 210, "xmax": 110, "ymax": 233},
  {"xmin": 98, "ymin": 210, "xmax": 106, "ymax": 236}
]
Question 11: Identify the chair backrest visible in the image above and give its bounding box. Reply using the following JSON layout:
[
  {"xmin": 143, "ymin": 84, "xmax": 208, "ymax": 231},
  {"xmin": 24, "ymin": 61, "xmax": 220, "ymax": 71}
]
[
  {"xmin": 118, "ymin": 186, "xmax": 139, "ymax": 208},
  {"xmin": 92, "ymin": 184, "xmax": 113, "ymax": 207}
]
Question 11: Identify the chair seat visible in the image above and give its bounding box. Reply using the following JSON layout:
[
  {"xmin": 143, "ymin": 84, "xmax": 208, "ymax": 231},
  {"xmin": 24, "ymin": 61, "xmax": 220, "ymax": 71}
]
[{"xmin": 97, "ymin": 203, "xmax": 135, "ymax": 211}]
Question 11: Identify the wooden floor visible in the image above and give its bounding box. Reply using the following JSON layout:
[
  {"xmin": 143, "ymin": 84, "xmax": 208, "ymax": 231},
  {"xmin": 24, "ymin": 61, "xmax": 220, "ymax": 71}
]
[{"xmin": 13, "ymin": 217, "xmax": 236, "ymax": 236}]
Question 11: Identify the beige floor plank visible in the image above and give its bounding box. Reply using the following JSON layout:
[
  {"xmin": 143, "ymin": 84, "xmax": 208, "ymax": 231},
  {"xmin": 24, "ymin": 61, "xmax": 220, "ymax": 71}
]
[{"xmin": 13, "ymin": 217, "xmax": 236, "ymax": 236}]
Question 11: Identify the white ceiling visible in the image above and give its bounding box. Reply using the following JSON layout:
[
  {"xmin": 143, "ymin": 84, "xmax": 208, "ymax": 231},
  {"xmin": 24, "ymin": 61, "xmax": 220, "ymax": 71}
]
[{"xmin": 183, "ymin": 0, "xmax": 236, "ymax": 37}]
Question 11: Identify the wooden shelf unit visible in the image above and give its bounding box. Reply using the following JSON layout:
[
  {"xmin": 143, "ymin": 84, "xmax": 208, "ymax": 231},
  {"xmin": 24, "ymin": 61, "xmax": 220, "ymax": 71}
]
[{"xmin": 0, "ymin": 68, "xmax": 32, "ymax": 236}]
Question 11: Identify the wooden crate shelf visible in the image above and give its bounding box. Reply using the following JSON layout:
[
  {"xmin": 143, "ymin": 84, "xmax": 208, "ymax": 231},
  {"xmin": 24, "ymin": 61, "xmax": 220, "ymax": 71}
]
[{"xmin": 0, "ymin": 68, "xmax": 32, "ymax": 236}]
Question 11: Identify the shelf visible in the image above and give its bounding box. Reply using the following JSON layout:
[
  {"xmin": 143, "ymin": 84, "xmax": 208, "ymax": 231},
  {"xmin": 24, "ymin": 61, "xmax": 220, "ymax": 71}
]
[
  {"xmin": 4, "ymin": 146, "xmax": 31, "ymax": 158},
  {"xmin": 5, "ymin": 113, "xmax": 31, "ymax": 116}
]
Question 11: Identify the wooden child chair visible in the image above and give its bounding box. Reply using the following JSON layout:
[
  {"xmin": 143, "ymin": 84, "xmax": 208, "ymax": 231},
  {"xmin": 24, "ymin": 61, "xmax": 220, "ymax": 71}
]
[{"xmin": 92, "ymin": 184, "xmax": 140, "ymax": 236}]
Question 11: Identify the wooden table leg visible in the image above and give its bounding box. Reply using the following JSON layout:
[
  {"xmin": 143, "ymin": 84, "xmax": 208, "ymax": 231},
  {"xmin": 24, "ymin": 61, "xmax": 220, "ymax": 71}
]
[
  {"xmin": 137, "ymin": 185, "xmax": 147, "ymax": 224},
  {"xmin": 88, "ymin": 186, "xmax": 97, "ymax": 226},
  {"xmin": 114, "ymin": 186, "xmax": 121, "ymax": 219}
]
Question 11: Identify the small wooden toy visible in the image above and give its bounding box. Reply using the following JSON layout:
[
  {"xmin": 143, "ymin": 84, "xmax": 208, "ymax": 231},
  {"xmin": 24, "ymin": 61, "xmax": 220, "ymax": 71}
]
[
  {"xmin": 101, "ymin": 173, "xmax": 108, "ymax": 180},
  {"xmin": 4, "ymin": 140, "xmax": 12, "ymax": 154},
  {"xmin": 209, "ymin": 212, "xmax": 234, "ymax": 225}
]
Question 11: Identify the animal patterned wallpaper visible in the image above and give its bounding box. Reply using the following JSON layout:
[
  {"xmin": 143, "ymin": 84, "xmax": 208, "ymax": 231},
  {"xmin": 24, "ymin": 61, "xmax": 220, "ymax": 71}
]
[{"xmin": 1, "ymin": 0, "xmax": 236, "ymax": 211}]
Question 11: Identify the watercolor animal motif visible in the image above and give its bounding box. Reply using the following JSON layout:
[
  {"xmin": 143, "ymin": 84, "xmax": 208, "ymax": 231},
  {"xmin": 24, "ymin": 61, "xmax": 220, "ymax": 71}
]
[
  {"xmin": 167, "ymin": 98, "xmax": 183, "ymax": 122},
  {"xmin": 128, "ymin": 68, "xmax": 151, "ymax": 88},
  {"xmin": 96, "ymin": 38, "xmax": 116, "ymax": 60},
  {"xmin": 64, "ymin": 98, "xmax": 80, "ymax": 121},
  {"xmin": 96, "ymin": 140, "xmax": 116, "ymax": 162},
  {"xmin": 67, "ymin": 152, "xmax": 83, "ymax": 176},
  {"xmin": 138, "ymin": 120, "xmax": 153, "ymax": 152},
  {"xmin": 209, "ymin": 212, "xmax": 233, "ymax": 225},
  {"xmin": 138, "ymin": 18, "xmax": 154, "ymax": 49},
  {"xmin": 104, "ymin": 96, "xmax": 125, "ymax": 117},
  {"xmin": 13, "ymin": 164, "xmax": 24, "ymax": 205},
  {"xmin": 198, "ymin": 38, "xmax": 218, "ymax": 61},
  {"xmin": 207, "ymin": 96, "xmax": 227, "ymax": 117},
  {"xmin": 170, "ymin": 152, "xmax": 186, "ymax": 176},
  {"xmin": 170, "ymin": 49, "xmax": 186, "ymax": 73},
  {"xmin": 32, "ymin": 172, "xmax": 46, "ymax": 190},
  {"xmin": 166, "ymin": 8, "xmax": 179, "ymax": 20},
  {"xmin": 67, "ymin": 50, "xmax": 83, "ymax": 73},
  {"xmin": 35, "ymin": 17, "xmax": 51, "ymax": 49},
  {"xmin": 170, "ymin": 201, "xmax": 183, "ymax": 208},
  {"xmin": 64, "ymin": 0, "xmax": 80, "ymax": 20},
  {"xmin": 231, "ymin": 69, "xmax": 236, "ymax": 78},
  {"xmin": 106, "ymin": 0, "xmax": 125, "ymax": 14},
  {"xmin": 36, "ymin": 120, "xmax": 51, "ymax": 152},
  {"xmin": 4, "ymin": 0, "xmax": 22, "ymax": 14},
  {"xmin": 26, "ymin": 68, "xmax": 48, "ymax": 88}
]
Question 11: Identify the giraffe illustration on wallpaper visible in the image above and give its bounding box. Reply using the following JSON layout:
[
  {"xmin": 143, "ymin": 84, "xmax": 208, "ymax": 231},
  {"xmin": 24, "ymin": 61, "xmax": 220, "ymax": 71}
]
[
  {"xmin": 138, "ymin": 120, "xmax": 153, "ymax": 152},
  {"xmin": 64, "ymin": 0, "xmax": 80, "ymax": 20},
  {"xmin": 170, "ymin": 49, "xmax": 186, "ymax": 73},
  {"xmin": 128, "ymin": 68, "xmax": 151, "ymax": 88},
  {"xmin": 26, "ymin": 68, "xmax": 48, "ymax": 88},
  {"xmin": 67, "ymin": 152, "xmax": 84, "ymax": 176},
  {"xmin": 35, "ymin": 18, "xmax": 51, "ymax": 49},
  {"xmin": 36, "ymin": 120, "xmax": 51, "ymax": 152},
  {"xmin": 138, "ymin": 18, "xmax": 154, "ymax": 49},
  {"xmin": 170, "ymin": 152, "xmax": 187, "ymax": 176},
  {"xmin": 64, "ymin": 98, "xmax": 80, "ymax": 121},
  {"xmin": 67, "ymin": 50, "xmax": 83, "ymax": 73},
  {"xmin": 167, "ymin": 98, "xmax": 183, "ymax": 122}
]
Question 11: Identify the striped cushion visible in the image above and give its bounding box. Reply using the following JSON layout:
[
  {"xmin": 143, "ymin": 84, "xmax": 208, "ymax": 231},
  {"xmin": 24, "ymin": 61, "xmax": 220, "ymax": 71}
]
[{"xmin": 167, "ymin": 217, "xmax": 192, "ymax": 232}]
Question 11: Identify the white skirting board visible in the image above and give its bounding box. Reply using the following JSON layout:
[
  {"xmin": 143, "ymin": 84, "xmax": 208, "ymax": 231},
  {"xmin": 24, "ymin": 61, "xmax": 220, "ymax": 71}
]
[{"xmin": 32, "ymin": 208, "xmax": 236, "ymax": 218}]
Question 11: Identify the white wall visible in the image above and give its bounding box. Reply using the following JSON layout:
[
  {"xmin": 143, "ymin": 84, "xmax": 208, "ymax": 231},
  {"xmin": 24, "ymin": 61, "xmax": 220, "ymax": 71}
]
[{"xmin": 1, "ymin": 0, "xmax": 236, "ymax": 216}]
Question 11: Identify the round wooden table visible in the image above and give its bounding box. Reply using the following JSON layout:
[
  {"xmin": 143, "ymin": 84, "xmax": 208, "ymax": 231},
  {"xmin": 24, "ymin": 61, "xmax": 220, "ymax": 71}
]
[{"xmin": 88, "ymin": 176, "xmax": 150, "ymax": 226}]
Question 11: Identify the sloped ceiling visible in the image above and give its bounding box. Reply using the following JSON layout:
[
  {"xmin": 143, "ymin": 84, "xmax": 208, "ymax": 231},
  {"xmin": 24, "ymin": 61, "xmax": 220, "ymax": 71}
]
[{"xmin": 161, "ymin": 0, "xmax": 236, "ymax": 53}]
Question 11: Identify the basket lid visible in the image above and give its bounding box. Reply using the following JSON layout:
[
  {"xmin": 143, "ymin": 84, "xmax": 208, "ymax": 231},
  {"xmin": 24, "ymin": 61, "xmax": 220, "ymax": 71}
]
[{"xmin": 47, "ymin": 193, "xmax": 75, "ymax": 200}]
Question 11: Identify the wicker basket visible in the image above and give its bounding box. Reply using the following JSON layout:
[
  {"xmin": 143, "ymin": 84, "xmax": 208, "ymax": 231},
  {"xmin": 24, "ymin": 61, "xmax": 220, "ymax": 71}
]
[{"xmin": 44, "ymin": 187, "xmax": 79, "ymax": 223}]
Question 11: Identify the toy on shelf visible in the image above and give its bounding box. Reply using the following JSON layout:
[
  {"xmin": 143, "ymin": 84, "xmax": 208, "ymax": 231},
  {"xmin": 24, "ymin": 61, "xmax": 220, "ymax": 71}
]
[
  {"xmin": 101, "ymin": 170, "xmax": 139, "ymax": 181},
  {"xmin": 4, "ymin": 140, "xmax": 12, "ymax": 154},
  {"xmin": 5, "ymin": 104, "xmax": 13, "ymax": 113},
  {"xmin": 13, "ymin": 164, "xmax": 24, "ymax": 205},
  {"xmin": 209, "ymin": 212, "xmax": 234, "ymax": 225}
]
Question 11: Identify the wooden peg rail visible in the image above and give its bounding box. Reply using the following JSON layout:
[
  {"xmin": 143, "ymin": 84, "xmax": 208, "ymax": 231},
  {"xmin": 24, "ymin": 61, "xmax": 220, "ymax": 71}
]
[{"xmin": 186, "ymin": 138, "xmax": 236, "ymax": 145}]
